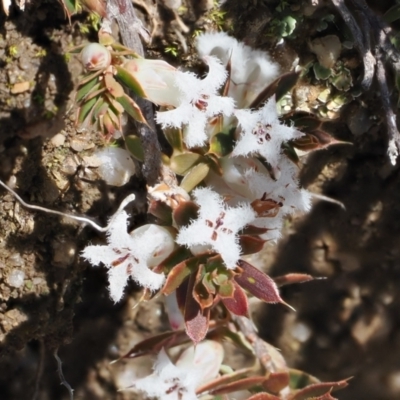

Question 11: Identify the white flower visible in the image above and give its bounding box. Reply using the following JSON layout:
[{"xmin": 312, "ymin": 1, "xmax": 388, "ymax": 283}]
[
  {"xmin": 130, "ymin": 342, "xmax": 223, "ymax": 400},
  {"xmin": 232, "ymin": 96, "xmax": 303, "ymax": 168},
  {"xmin": 132, "ymin": 349, "xmax": 199, "ymax": 400},
  {"xmin": 176, "ymin": 187, "xmax": 256, "ymax": 269},
  {"xmin": 156, "ymin": 56, "xmax": 235, "ymax": 148},
  {"xmin": 81, "ymin": 212, "xmax": 174, "ymax": 302},
  {"xmin": 196, "ymin": 32, "xmax": 280, "ymax": 108},
  {"xmin": 206, "ymin": 156, "xmax": 311, "ymax": 241}
]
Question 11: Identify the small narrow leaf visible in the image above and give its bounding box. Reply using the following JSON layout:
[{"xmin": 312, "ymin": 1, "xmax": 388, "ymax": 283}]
[
  {"xmin": 77, "ymin": 96, "xmax": 98, "ymax": 124},
  {"xmin": 115, "ymin": 65, "xmax": 146, "ymax": 97},
  {"xmin": 235, "ymin": 260, "xmax": 286, "ymax": 304},
  {"xmin": 247, "ymin": 394, "xmax": 281, "ymax": 400},
  {"xmin": 125, "ymin": 134, "xmax": 145, "ymax": 161},
  {"xmin": 179, "ymin": 163, "xmax": 210, "ymax": 192},
  {"xmin": 263, "ymin": 371, "xmax": 290, "ymax": 394},
  {"xmin": 170, "ymin": 153, "xmax": 203, "ymax": 175},
  {"xmin": 209, "ymin": 376, "xmax": 268, "ymax": 396},
  {"xmin": 104, "ymin": 73, "xmax": 124, "ymax": 98},
  {"xmin": 115, "ymin": 94, "xmax": 148, "ymax": 125},
  {"xmin": 158, "ymin": 247, "xmax": 193, "ymax": 273},
  {"xmin": 119, "ymin": 330, "xmax": 189, "ymax": 360},
  {"xmin": 289, "ymin": 379, "xmax": 350, "ymax": 400},
  {"xmin": 76, "ymin": 78, "xmax": 100, "ymax": 103},
  {"xmin": 164, "ymin": 127, "xmax": 184, "ymax": 152},
  {"xmin": 274, "ymin": 273, "xmax": 314, "ymax": 287},
  {"xmin": 162, "ymin": 257, "xmax": 200, "ymax": 296},
  {"xmin": 250, "ymin": 71, "xmax": 299, "ymax": 108}
]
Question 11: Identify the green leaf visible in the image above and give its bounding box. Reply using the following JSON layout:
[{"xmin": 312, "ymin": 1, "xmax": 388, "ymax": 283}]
[
  {"xmin": 384, "ymin": 4, "xmax": 400, "ymax": 23},
  {"xmin": 125, "ymin": 134, "xmax": 144, "ymax": 161},
  {"xmin": 180, "ymin": 162, "xmax": 210, "ymax": 192},
  {"xmin": 170, "ymin": 153, "xmax": 204, "ymax": 175},
  {"xmin": 164, "ymin": 127, "xmax": 184, "ymax": 152},
  {"xmin": 78, "ymin": 96, "xmax": 98, "ymax": 124},
  {"xmin": 313, "ymin": 63, "xmax": 332, "ymax": 80},
  {"xmin": 115, "ymin": 65, "xmax": 146, "ymax": 97},
  {"xmin": 115, "ymin": 94, "xmax": 148, "ymax": 125},
  {"xmin": 209, "ymin": 129, "xmax": 236, "ymax": 157},
  {"xmin": 76, "ymin": 78, "xmax": 100, "ymax": 103},
  {"xmin": 289, "ymin": 369, "xmax": 320, "ymax": 390}
]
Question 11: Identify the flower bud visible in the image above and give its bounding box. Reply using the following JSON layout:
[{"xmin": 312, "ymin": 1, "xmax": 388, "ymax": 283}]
[{"xmin": 80, "ymin": 43, "xmax": 111, "ymax": 71}]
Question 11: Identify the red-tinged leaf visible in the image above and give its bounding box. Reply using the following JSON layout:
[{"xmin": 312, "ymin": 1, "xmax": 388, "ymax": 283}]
[
  {"xmin": 291, "ymin": 115, "xmax": 322, "ymax": 131},
  {"xmin": 221, "ymin": 282, "xmax": 249, "ymax": 317},
  {"xmin": 263, "ymin": 371, "xmax": 290, "ymax": 394},
  {"xmin": 235, "ymin": 260, "xmax": 285, "ymax": 304},
  {"xmin": 162, "ymin": 258, "xmax": 198, "ymax": 296},
  {"xmin": 289, "ymin": 379, "xmax": 350, "ymax": 400},
  {"xmin": 115, "ymin": 65, "xmax": 146, "ymax": 97},
  {"xmin": 251, "ymin": 198, "xmax": 281, "ymax": 218},
  {"xmin": 78, "ymin": 69, "xmax": 104, "ymax": 86},
  {"xmin": 58, "ymin": 0, "xmax": 77, "ymax": 22},
  {"xmin": 310, "ymin": 390, "xmax": 337, "ymax": 400},
  {"xmin": 249, "ymin": 71, "xmax": 299, "ymax": 108},
  {"xmin": 289, "ymin": 369, "xmax": 320, "ymax": 390},
  {"xmin": 81, "ymin": 0, "xmax": 107, "ymax": 17},
  {"xmin": 196, "ymin": 367, "xmax": 254, "ymax": 395},
  {"xmin": 274, "ymin": 273, "xmax": 315, "ymax": 287},
  {"xmin": 209, "ymin": 376, "xmax": 268, "ymax": 395},
  {"xmin": 240, "ymin": 235, "xmax": 266, "ymax": 255},
  {"xmin": 173, "ymin": 201, "xmax": 199, "ymax": 228},
  {"xmin": 185, "ymin": 272, "xmax": 210, "ymax": 344},
  {"xmin": 176, "ymin": 276, "xmax": 189, "ymax": 312},
  {"xmin": 115, "ymin": 94, "xmax": 148, "ymax": 125},
  {"xmin": 241, "ymin": 225, "xmax": 270, "ymax": 236},
  {"xmin": 104, "ymin": 73, "xmax": 124, "ymax": 98},
  {"xmin": 119, "ymin": 329, "xmax": 189, "ymax": 360},
  {"xmin": 247, "ymin": 394, "xmax": 281, "ymax": 400}
]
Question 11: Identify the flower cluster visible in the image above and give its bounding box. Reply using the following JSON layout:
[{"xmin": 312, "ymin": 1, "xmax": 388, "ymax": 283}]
[{"xmin": 76, "ymin": 30, "xmax": 322, "ymax": 400}]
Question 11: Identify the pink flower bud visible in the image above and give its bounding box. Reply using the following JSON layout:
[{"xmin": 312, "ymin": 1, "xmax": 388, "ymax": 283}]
[{"xmin": 80, "ymin": 43, "xmax": 111, "ymax": 71}]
